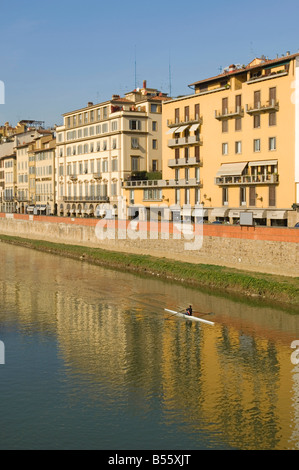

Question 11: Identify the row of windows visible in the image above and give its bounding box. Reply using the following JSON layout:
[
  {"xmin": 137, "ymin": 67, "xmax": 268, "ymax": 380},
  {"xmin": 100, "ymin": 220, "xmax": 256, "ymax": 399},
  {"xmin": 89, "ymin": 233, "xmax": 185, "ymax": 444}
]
[
  {"xmin": 60, "ymin": 158, "xmax": 118, "ymax": 176},
  {"xmin": 62, "ymin": 118, "xmax": 155, "ymax": 143},
  {"xmin": 60, "ymin": 182, "xmax": 119, "ymax": 198},
  {"xmin": 64, "ymin": 139, "xmax": 117, "ymax": 156},
  {"xmin": 222, "ymin": 137, "xmax": 276, "ymax": 155},
  {"xmin": 222, "ymin": 186, "xmax": 276, "ymax": 207},
  {"xmin": 221, "ymin": 112, "xmax": 276, "ymax": 132}
]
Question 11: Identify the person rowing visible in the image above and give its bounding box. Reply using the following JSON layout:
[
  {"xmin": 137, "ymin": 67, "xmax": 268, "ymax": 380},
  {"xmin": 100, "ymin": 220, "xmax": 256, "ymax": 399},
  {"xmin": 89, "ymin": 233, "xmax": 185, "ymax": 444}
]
[{"xmin": 186, "ymin": 305, "xmax": 193, "ymax": 316}]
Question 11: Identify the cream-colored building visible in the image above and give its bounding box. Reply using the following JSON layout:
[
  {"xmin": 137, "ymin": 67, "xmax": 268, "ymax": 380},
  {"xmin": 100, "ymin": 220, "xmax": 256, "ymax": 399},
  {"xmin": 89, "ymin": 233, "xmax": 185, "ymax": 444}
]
[
  {"xmin": 124, "ymin": 52, "xmax": 299, "ymax": 227},
  {"xmin": 28, "ymin": 133, "xmax": 56, "ymax": 215},
  {"xmin": 55, "ymin": 81, "xmax": 169, "ymax": 217}
]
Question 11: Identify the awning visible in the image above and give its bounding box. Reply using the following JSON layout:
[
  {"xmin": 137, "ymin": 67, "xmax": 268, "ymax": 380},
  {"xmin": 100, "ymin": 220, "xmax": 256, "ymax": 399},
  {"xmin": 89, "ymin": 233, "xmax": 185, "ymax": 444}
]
[
  {"xmin": 166, "ymin": 127, "xmax": 179, "ymax": 134},
  {"xmin": 216, "ymin": 162, "xmax": 248, "ymax": 177},
  {"xmin": 249, "ymin": 160, "xmax": 278, "ymax": 167},
  {"xmin": 211, "ymin": 208, "xmax": 229, "ymax": 217},
  {"xmin": 252, "ymin": 210, "xmax": 267, "ymax": 218},
  {"xmin": 175, "ymin": 125, "xmax": 189, "ymax": 133},
  {"xmin": 267, "ymin": 210, "xmax": 288, "ymax": 219},
  {"xmin": 189, "ymin": 123, "xmax": 200, "ymax": 132}
]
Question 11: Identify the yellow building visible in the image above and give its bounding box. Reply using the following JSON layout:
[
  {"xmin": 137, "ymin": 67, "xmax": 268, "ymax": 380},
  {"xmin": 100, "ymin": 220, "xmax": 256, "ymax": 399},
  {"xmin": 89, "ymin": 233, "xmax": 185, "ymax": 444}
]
[{"xmin": 124, "ymin": 52, "xmax": 299, "ymax": 227}]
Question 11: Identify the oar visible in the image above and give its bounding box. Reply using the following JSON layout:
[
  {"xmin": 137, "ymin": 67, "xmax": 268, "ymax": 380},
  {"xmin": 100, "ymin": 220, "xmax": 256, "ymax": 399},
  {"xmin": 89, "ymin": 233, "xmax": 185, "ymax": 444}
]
[{"xmin": 164, "ymin": 308, "xmax": 185, "ymax": 319}]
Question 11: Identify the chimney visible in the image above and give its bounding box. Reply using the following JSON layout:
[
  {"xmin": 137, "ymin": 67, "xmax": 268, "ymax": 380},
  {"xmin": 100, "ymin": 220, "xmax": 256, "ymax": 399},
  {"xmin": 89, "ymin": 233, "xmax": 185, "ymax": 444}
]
[
  {"xmin": 87, "ymin": 102, "xmax": 93, "ymax": 107},
  {"xmin": 286, "ymin": 51, "xmax": 290, "ymax": 56},
  {"xmin": 143, "ymin": 80, "xmax": 147, "ymax": 89}
]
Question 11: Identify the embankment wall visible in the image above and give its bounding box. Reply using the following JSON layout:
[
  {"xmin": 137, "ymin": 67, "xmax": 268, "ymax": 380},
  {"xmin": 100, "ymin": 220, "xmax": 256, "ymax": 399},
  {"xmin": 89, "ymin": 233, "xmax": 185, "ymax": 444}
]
[{"xmin": 0, "ymin": 213, "xmax": 298, "ymax": 277}]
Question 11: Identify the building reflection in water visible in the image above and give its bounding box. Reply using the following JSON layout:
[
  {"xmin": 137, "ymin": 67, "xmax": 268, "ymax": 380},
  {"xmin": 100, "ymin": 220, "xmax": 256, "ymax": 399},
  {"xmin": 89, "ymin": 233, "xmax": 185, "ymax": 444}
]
[{"xmin": 0, "ymin": 244, "xmax": 299, "ymax": 449}]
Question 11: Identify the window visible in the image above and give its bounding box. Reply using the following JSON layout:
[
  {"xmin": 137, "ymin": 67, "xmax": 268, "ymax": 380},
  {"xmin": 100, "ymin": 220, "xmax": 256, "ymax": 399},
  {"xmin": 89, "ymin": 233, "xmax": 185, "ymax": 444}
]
[
  {"xmin": 269, "ymin": 186, "xmax": 276, "ymax": 207},
  {"xmin": 249, "ymin": 186, "xmax": 256, "ymax": 206},
  {"xmin": 240, "ymin": 187, "xmax": 246, "ymax": 206},
  {"xmin": 175, "ymin": 108, "xmax": 180, "ymax": 124},
  {"xmin": 235, "ymin": 141, "xmax": 242, "ymax": 154},
  {"xmin": 195, "ymin": 103, "xmax": 200, "ymax": 120},
  {"xmin": 222, "ymin": 97, "xmax": 228, "ymax": 115},
  {"xmin": 152, "ymin": 160, "xmax": 158, "ymax": 172},
  {"xmin": 129, "ymin": 120, "xmax": 141, "ymax": 130},
  {"xmin": 254, "ymin": 114, "xmax": 260, "ymax": 128},
  {"xmin": 112, "ymin": 138, "xmax": 117, "ymax": 149},
  {"xmin": 184, "ymin": 106, "xmax": 189, "ymax": 122},
  {"xmin": 254, "ymin": 139, "xmax": 261, "ymax": 152},
  {"xmin": 222, "ymin": 143, "xmax": 228, "ymax": 155},
  {"xmin": 112, "ymin": 158, "xmax": 118, "ymax": 172},
  {"xmin": 131, "ymin": 137, "xmax": 139, "ymax": 149},
  {"xmin": 111, "ymin": 183, "xmax": 117, "ymax": 196},
  {"xmin": 111, "ymin": 121, "xmax": 118, "ymax": 131},
  {"xmin": 235, "ymin": 94, "xmax": 242, "ymax": 112},
  {"xmin": 131, "ymin": 157, "xmax": 139, "ymax": 172},
  {"xmin": 222, "ymin": 187, "xmax": 228, "ymax": 205},
  {"xmin": 152, "ymin": 121, "xmax": 157, "ymax": 131},
  {"xmin": 130, "ymin": 190, "xmax": 134, "ymax": 204},
  {"xmin": 152, "ymin": 139, "xmax": 157, "ymax": 150},
  {"xmin": 269, "ymin": 112, "xmax": 276, "ymax": 126},
  {"xmin": 269, "ymin": 87, "xmax": 276, "ymax": 105},
  {"xmin": 235, "ymin": 118, "xmax": 242, "ymax": 131},
  {"xmin": 185, "ymin": 188, "xmax": 190, "ymax": 205},
  {"xmin": 175, "ymin": 188, "xmax": 180, "ymax": 205},
  {"xmin": 269, "ymin": 137, "xmax": 276, "ymax": 151},
  {"xmin": 150, "ymin": 104, "xmax": 158, "ymax": 113},
  {"xmin": 102, "ymin": 160, "xmax": 108, "ymax": 172},
  {"xmin": 222, "ymin": 120, "xmax": 228, "ymax": 133},
  {"xmin": 185, "ymin": 168, "xmax": 189, "ymax": 182},
  {"xmin": 254, "ymin": 90, "xmax": 261, "ymax": 109}
]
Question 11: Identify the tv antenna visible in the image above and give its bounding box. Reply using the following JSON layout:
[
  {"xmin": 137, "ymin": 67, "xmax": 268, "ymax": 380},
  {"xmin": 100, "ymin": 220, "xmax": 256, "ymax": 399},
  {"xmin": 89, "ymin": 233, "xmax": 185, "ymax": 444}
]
[{"xmin": 169, "ymin": 52, "xmax": 172, "ymax": 97}]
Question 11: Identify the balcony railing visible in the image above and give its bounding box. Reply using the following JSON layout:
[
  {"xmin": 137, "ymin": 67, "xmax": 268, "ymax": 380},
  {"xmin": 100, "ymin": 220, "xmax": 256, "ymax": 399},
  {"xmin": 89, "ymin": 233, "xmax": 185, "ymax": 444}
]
[
  {"xmin": 168, "ymin": 157, "xmax": 203, "ymax": 168},
  {"xmin": 167, "ymin": 115, "xmax": 202, "ymax": 128},
  {"xmin": 168, "ymin": 135, "xmax": 202, "ymax": 147},
  {"xmin": 246, "ymin": 100, "xmax": 279, "ymax": 114},
  {"xmin": 122, "ymin": 178, "xmax": 203, "ymax": 189},
  {"xmin": 215, "ymin": 106, "xmax": 244, "ymax": 120},
  {"xmin": 63, "ymin": 196, "xmax": 109, "ymax": 202},
  {"xmin": 215, "ymin": 173, "xmax": 279, "ymax": 186}
]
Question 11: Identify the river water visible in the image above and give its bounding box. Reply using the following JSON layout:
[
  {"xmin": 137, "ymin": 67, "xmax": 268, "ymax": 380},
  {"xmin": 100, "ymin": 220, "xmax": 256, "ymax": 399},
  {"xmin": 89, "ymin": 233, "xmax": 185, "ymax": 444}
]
[{"xmin": 0, "ymin": 243, "xmax": 299, "ymax": 450}]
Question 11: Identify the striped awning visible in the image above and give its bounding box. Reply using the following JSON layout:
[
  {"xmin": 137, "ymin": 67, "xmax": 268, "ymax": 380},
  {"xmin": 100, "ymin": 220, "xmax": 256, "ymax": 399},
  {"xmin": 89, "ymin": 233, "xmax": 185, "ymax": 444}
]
[{"xmin": 216, "ymin": 162, "xmax": 248, "ymax": 177}]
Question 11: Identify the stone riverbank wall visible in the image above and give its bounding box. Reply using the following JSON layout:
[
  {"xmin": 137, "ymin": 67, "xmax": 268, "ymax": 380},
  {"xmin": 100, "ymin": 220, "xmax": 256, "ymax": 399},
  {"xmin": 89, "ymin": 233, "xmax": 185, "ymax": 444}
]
[{"xmin": 0, "ymin": 213, "xmax": 298, "ymax": 277}]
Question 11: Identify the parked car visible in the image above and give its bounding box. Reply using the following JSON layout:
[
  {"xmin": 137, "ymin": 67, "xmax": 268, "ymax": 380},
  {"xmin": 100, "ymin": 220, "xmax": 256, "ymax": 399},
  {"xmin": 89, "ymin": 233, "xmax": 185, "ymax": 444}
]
[
  {"xmin": 212, "ymin": 220, "xmax": 222, "ymax": 224},
  {"xmin": 295, "ymin": 222, "xmax": 299, "ymax": 228}
]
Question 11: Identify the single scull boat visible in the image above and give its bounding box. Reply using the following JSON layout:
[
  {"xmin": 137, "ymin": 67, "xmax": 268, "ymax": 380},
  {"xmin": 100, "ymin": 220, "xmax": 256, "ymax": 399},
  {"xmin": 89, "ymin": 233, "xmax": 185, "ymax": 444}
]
[{"xmin": 164, "ymin": 309, "xmax": 215, "ymax": 326}]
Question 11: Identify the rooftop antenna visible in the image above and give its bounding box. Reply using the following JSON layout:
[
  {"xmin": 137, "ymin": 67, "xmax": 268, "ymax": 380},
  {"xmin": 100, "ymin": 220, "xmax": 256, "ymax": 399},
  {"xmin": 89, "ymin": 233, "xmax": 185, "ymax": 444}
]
[
  {"xmin": 169, "ymin": 52, "xmax": 172, "ymax": 97},
  {"xmin": 134, "ymin": 45, "xmax": 137, "ymax": 89}
]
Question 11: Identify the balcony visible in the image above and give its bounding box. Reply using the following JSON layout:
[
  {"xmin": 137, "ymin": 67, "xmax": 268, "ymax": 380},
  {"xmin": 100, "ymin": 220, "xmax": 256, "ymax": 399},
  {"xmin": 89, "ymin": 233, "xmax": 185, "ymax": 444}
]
[
  {"xmin": 168, "ymin": 157, "xmax": 203, "ymax": 168},
  {"xmin": 122, "ymin": 178, "xmax": 203, "ymax": 189},
  {"xmin": 167, "ymin": 115, "xmax": 202, "ymax": 128},
  {"xmin": 168, "ymin": 135, "xmax": 202, "ymax": 148},
  {"xmin": 246, "ymin": 100, "xmax": 279, "ymax": 114},
  {"xmin": 167, "ymin": 178, "xmax": 202, "ymax": 188},
  {"xmin": 215, "ymin": 106, "xmax": 244, "ymax": 120},
  {"xmin": 215, "ymin": 173, "xmax": 279, "ymax": 186}
]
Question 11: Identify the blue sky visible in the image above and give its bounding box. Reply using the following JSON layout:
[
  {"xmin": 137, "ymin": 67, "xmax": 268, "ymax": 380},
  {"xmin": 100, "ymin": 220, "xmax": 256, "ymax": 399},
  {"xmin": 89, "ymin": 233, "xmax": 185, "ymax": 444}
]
[{"xmin": 0, "ymin": 0, "xmax": 299, "ymax": 128}]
